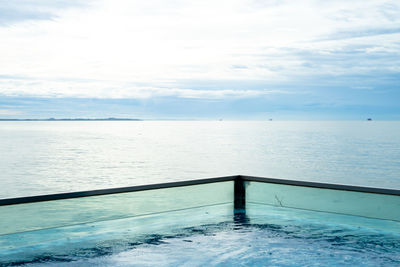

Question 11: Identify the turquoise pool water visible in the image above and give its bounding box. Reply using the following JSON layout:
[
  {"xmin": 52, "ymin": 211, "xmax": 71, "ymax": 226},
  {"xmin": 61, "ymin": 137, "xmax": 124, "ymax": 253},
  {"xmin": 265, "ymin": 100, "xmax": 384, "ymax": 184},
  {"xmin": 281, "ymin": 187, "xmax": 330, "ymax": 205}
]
[
  {"xmin": 54, "ymin": 221, "xmax": 399, "ymax": 267},
  {"xmin": 2, "ymin": 203, "xmax": 399, "ymax": 266}
]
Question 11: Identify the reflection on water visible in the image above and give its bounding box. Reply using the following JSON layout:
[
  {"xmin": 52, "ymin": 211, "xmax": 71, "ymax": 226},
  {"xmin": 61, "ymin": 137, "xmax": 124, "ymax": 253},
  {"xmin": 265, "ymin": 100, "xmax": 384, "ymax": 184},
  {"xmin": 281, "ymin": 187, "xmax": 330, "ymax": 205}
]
[
  {"xmin": 21, "ymin": 218, "xmax": 400, "ymax": 266},
  {"xmin": 2, "ymin": 200, "xmax": 400, "ymax": 266},
  {"xmin": 1, "ymin": 121, "xmax": 400, "ymax": 198}
]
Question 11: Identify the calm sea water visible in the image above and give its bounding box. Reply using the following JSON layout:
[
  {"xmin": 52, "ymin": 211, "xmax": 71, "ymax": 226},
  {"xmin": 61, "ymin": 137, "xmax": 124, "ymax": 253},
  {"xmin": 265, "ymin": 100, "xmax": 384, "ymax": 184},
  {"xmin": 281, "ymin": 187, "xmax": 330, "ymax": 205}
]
[{"xmin": 1, "ymin": 121, "xmax": 399, "ymax": 199}]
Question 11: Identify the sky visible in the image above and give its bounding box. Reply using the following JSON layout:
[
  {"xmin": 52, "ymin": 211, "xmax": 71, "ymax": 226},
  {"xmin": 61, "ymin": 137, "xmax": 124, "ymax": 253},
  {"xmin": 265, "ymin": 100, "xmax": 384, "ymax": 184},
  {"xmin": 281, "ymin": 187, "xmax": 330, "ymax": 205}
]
[{"xmin": 0, "ymin": 0, "xmax": 399, "ymax": 119}]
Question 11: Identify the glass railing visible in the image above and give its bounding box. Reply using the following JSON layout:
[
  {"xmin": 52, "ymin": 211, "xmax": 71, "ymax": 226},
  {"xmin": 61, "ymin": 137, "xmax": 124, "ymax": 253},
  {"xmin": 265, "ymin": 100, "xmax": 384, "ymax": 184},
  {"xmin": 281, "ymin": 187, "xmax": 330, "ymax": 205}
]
[
  {"xmin": 1, "ymin": 175, "xmax": 400, "ymax": 235},
  {"xmin": 0, "ymin": 177, "xmax": 235, "ymax": 264},
  {"xmin": 0, "ymin": 179, "xmax": 234, "ymax": 236},
  {"xmin": 0, "ymin": 175, "xmax": 399, "ymax": 264},
  {"xmin": 244, "ymin": 177, "xmax": 400, "ymax": 222}
]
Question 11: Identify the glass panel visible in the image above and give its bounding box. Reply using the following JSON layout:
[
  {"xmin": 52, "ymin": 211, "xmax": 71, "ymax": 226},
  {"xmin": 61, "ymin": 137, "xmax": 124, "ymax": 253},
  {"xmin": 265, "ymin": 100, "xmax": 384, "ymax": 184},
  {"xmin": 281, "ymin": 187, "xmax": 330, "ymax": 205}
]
[
  {"xmin": 246, "ymin": 181, "xmax": 400, "ymax": 222},
  {"xmin": 0, "ymin": 203, "xmax": 234, "ymax": 265},
  {"xmin": 246, "ymin": 203, "xmax": 400, "ymax": 234},
  {"xmin": 0, "ymin": 181, "xmax": 233, "ymax": 236}
]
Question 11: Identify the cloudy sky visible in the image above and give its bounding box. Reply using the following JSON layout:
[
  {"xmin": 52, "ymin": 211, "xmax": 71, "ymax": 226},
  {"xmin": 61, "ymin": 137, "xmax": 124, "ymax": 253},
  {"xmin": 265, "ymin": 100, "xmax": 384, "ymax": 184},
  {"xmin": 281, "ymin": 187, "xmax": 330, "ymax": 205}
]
[{"xmin": 0, "ymin": 0, "xmax": 399, "ymax": 119}]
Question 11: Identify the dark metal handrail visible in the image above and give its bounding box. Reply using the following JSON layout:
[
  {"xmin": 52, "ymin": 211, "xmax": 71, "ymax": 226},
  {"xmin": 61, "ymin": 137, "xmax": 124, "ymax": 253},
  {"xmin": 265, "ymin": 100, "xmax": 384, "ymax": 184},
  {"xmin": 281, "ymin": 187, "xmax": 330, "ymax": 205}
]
[
  {"xmin": 1, "ymin": 175, "xmax": 399, "ymax": 206},
  {"xmin": 0, "ymin": 176, "xmax": 236, "ymax": 206},
  {"xmin": 240, "ymin": 175, "xmax": 400, "ymax": 196}
]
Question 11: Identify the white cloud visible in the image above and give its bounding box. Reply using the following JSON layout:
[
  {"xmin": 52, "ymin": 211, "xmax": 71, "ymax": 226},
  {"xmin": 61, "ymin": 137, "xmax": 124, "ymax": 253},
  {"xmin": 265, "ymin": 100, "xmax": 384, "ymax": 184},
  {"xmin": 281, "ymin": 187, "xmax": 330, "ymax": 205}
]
[
  {"xmin": 0, "ymin": 0, "xmax": 399, "ymax": 98},
  {"xmin": 0, "ymin": 77, "xmax": 290, "ymax": 99},
  {"xmin": 0, "ymin": 109, "xmax": 22, "ymax": 115}
]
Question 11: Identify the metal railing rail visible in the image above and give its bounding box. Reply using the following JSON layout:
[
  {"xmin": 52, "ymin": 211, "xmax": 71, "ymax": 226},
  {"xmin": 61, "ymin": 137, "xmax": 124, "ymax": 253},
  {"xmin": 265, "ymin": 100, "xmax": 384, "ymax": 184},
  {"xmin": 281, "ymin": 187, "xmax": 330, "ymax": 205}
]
[
  {"xmin": 240, "ymin": 175, "xmax": 400, "ymax": 196},
  {"xmin": 1, "ymin": 175, "xmax": 399, "ymax": 207},
  {"xmin": 0, "ymin": 176, "xmax": 236, "ymax": 206}
]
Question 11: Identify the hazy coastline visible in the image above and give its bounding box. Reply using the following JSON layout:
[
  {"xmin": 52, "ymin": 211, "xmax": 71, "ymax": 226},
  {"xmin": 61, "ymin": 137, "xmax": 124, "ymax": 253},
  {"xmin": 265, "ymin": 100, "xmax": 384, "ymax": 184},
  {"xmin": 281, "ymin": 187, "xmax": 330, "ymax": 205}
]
[{"xmin": 0, "ymin": 118, "xmax": 142, "ymax": 121}]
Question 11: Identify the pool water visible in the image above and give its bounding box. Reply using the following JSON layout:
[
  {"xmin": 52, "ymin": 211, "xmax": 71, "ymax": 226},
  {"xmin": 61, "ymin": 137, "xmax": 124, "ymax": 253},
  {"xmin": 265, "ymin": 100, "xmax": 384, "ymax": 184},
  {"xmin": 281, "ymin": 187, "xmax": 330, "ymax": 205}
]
[
  {"xmin": 91, "ymin": 227, "xmax": 399, "ymax": 266},
  {"xmin": 5, "ymin": 204, "xmax": 400, "ymax": 266},
  {"xmin": 23, "ymin": 221, "xmax": 400, "ymax": 267}
]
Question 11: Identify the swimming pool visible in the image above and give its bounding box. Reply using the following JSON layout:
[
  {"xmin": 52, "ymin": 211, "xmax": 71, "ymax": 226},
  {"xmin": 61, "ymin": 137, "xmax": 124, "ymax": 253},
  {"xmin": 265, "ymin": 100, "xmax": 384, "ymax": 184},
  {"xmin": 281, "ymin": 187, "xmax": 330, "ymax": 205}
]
[{"xmin": 1, "ymin": 176, "xmax": 399, "ymax": 266}]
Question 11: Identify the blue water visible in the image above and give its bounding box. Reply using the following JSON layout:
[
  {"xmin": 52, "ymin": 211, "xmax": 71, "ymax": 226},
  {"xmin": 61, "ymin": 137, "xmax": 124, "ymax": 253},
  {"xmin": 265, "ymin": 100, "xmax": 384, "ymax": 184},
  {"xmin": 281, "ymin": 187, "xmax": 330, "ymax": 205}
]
[
  {"xmin": 62, "ymin": 223, "xmax": 399, "ymax": 267},
  {"xmin": 1, "ymin": 121, "xmax": 400, "ymax": 199},
  {"xmin": 5, "ymin": 205, "xmax": 400, "ymax": 266},
  {"xmin": 1, "ymin": 121, "xmax": 399, "ymax": 198},
  {"xmin": 1, "ymin": 121, "xmax": 400, "ymax": 266}
]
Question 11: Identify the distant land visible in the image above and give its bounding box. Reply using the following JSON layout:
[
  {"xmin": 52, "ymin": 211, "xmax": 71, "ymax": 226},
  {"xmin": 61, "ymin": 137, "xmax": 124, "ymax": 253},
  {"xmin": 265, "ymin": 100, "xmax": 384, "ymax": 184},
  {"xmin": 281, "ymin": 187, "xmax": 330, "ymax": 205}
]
[{"xmin": 0, "ymin": 118, "xmax": 142, "ymax": 121}]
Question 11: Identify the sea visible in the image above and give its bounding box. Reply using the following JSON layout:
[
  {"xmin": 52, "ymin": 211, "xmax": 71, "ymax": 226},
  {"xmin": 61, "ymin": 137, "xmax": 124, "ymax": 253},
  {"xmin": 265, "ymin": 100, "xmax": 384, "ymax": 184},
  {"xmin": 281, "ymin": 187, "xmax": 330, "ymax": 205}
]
[{"xmin": 1, "ymin": 121, "xmax": 400, "ymax": 199}]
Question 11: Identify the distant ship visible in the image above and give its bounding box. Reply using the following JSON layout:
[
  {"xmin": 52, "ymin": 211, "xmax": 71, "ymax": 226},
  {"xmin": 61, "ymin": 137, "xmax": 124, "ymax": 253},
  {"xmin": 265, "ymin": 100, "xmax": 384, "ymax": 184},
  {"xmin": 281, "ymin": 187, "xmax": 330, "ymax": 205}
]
[{"xmin": 367, "ymin": 118, "xmax": 372, "ymax": 121}]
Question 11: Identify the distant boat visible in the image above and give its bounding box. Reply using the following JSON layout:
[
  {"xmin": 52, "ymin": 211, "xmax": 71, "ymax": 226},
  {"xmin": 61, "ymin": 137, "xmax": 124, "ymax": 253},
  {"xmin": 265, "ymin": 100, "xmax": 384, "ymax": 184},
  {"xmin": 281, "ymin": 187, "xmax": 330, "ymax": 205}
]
[{"xmin": 367, "ymin": 118, "xmax": 372, "ymax": 121}]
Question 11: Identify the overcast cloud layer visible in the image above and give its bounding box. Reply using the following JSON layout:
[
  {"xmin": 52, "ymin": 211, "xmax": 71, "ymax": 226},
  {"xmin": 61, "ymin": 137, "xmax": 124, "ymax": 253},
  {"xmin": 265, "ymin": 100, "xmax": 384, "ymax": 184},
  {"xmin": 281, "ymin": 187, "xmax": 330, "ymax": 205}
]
[{"xmin": 0, "ymin": 0, "xmax": 399, "ymax": 119}]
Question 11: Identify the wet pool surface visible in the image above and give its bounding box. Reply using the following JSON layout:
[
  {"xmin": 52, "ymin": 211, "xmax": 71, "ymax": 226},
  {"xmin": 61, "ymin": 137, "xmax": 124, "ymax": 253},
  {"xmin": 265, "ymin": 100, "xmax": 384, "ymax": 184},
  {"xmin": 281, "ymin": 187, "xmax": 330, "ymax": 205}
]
[
  {"xmin": 2, "ymin": 203, "xmax": 400, "ymax": 267},
  {"xmin": 15, "ymin": 220, "xmax": 400, "ymax": 267}
]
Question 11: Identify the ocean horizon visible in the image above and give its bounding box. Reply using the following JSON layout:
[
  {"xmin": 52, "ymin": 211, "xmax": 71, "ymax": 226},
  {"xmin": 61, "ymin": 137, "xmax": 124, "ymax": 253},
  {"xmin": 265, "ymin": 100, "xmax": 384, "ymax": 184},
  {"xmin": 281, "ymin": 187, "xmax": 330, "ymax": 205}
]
[{"xmin": 1, "ymin": 120, "xmax": 399, "ymax": 199}]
